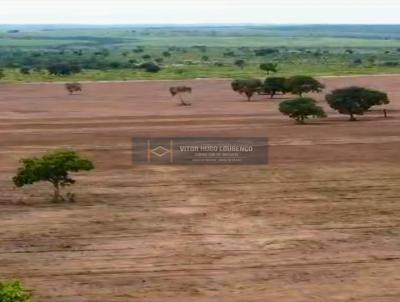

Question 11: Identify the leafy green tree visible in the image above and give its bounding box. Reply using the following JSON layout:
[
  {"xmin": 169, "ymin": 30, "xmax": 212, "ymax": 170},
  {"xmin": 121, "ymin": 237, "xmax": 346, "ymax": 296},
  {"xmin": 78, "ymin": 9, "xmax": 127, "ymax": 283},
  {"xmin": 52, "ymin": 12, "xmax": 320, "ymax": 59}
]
[
  {"xmin": 201, "ymin": 55, "xmax": 209, "ymax": 62},
  {"xmin": 231, "ymin": 79, "xmax": 262, "ymax": 101},
  {"xmin": 326, "ymin": 86, "xmax": 389, "ymax": 121},
  {"xmin": 0, "ymin": 69, "xmax": 5, "ymax": 79},
  {"xmin": 260, "ymin": 63, "xmax": 278, "ymax": 75},
  {"xmin": 263, "ymin": 77, "xmax": 287, "ymax": 98},
  {"xmin": 162, "ymin": 51, "xmax": 171, "ymax": 57},
  {"xmin": 13, "ymin": 150, "xmax": 94, "ymax": 202},
  {"xmin": 279, "ymin": 97, "xmax": 327, "ymax": 124},
  {"xmin": 234, "ymin": 59, "xmax": 245, "ymax": 69},
  {"xmin": 0, "ymin": 280, "xmax": 31, "ymax": 302},
  {"xmin": 140, "ymin": 62, "xmax": 161, "ymax": 73},
  {"xmin": 286, "ymin": 75, "xmax": 325, "ymax": 96}
]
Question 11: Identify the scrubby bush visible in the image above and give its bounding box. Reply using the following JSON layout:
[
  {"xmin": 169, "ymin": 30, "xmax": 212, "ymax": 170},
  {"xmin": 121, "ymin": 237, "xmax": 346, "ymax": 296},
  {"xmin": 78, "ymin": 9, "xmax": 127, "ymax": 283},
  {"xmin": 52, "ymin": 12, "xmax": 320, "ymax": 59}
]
[
  {"xmin": 65, "ymin": 82, "xmax": 82, "ymax": 95},
  {"xmin": 20, "ymin": 67, "xmax": 30, "ymax": 75},
  {"xmin": 234, "ymin": 59, "xmax": 245, "ymax": 69},
  {"xmin": 223, "ymin": 51, "xmax": 235, "ymax": 57},
  {"xmin": 0, "ymin": 280, "xmax": 31, "ymax": 302}
]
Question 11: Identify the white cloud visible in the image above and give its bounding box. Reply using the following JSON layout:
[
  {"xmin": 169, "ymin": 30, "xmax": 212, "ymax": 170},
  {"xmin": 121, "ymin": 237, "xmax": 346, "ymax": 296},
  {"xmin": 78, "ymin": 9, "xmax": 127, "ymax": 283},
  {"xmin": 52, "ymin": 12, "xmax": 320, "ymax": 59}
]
[{"xmin": 1, "ymin": 0, "xmax": 399, "ymax": 24}]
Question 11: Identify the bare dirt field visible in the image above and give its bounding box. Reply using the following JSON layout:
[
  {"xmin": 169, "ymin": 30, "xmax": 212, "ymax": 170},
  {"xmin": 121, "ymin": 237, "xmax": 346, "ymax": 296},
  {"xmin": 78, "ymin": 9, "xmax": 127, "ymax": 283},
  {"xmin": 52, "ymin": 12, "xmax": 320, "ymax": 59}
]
[{"xmin": 0, "ymin": 75, "xmax": 400, "ymax": 302}]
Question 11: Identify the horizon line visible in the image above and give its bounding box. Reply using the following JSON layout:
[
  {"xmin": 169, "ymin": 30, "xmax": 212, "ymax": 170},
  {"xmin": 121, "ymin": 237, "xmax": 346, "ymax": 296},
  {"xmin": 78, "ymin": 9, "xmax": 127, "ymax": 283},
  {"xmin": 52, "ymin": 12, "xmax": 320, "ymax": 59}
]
[{"xmin": 1, "ymin": 23, "xmax": 400, "ymax": 27}]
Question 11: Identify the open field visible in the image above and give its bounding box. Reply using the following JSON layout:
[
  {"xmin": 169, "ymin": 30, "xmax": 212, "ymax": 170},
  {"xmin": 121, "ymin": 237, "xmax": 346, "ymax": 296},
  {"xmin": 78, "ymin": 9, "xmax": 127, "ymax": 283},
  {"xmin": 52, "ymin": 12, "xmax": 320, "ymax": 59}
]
[
  {"xmin": 1, "ymin": 75, "xmax": 400, "ymax": 301},
  {"xmin": 0, "ymin": 25, "xmax": 400, "ymax": 81}
]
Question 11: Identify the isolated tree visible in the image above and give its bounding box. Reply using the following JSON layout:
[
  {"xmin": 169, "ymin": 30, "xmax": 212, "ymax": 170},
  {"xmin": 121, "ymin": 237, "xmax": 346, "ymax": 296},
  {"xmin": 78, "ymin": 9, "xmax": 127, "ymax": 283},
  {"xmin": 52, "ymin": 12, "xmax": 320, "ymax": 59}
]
[
  {"xmin": 0, "ymin": 280, "xmax": 31, "ymax": 302},
  {"xmin": 234, "ymin": 59, "xmax": 245, "ymax": 69},
  {"xmin": 140, "ymin": 62, "xmax": 161, "ymax": 73},
  {"xmin": 279, "ymin": 97, "xmax": 327, "ymax": 124},
  {"xmin": 260, "ymin": 63, "xmax": 278, "ymax": 75},
  {"xmin": 231, "ymin": 79, "xmax": 262, "ymax": 101},
  {"xmin": 326, "ymin": 86, "xmax": 389, "ymax": 121},
  {"xmin": 162, "ymin": 51, "xmax": 172, "ymax": 58},
  {"xmin": 13, "ymin": 150, "xmax": 94, "ymax": 202},
  {"xmin": 286, "ymin": 75, "xmax": 325, "ymax": 96},
  {"xmin": 201, "ymin": 55, "xmax": 209, "ymax": 62},
  {"xmin": 169, "ymin": 86, "xmax": 192, "ymax": 106},
  {"xmin": 0, "ymin": 69, "xmax": 5, "ymax": 79},
  {"xmin": 367, "ymin": 56, "xmax": 376, "ymax": 65},
  {"xmin": 65, "ymin": 82, "xmax": 82, "ymax": 95},
  {"xmin": 20, "ymin": 67, "xmax": 30, "ymax": 75},
  {"xmin": 263, "ymin": 77, "xmax": 287, "ymax": 98}
]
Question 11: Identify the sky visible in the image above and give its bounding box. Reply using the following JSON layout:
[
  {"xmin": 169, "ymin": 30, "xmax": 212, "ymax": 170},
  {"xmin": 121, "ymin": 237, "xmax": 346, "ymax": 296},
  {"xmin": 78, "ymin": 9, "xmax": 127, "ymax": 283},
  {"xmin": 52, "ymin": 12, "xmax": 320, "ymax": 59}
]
[{"xmin": 1, "ymin": 0, "xmax": 399, "ymax": 25}]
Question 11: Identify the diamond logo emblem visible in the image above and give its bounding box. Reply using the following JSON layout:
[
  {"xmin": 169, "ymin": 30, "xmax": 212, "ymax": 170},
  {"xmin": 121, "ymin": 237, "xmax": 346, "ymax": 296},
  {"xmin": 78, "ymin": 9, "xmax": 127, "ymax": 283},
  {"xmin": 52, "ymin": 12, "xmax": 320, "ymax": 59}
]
[{"xmin": 151, "ymin": 146, "xmax": 170, "ymax": 157}]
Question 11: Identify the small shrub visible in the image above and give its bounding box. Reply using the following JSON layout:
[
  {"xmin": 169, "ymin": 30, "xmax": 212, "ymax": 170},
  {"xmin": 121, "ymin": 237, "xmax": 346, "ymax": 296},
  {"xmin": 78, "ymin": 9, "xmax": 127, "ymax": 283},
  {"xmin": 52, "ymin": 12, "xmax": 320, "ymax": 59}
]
[{"xmin": 0, "ymin": 280, "xmax": 31, "ymax": 302}]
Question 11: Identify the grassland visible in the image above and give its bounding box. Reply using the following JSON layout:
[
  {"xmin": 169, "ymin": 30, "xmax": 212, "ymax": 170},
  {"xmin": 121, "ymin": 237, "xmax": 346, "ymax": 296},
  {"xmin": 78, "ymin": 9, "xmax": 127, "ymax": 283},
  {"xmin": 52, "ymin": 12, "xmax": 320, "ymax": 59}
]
[{"xmin": 0, "ymin": 25, "xmax": 399, "ymax": 82}]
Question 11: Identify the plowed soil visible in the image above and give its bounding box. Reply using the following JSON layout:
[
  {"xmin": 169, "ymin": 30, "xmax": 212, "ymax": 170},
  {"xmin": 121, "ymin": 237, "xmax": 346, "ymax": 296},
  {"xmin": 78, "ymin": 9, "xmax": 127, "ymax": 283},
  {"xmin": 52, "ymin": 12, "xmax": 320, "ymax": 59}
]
[{"xmin": 0, "ymin": 75, "xmax": 399, "ymax": 302}]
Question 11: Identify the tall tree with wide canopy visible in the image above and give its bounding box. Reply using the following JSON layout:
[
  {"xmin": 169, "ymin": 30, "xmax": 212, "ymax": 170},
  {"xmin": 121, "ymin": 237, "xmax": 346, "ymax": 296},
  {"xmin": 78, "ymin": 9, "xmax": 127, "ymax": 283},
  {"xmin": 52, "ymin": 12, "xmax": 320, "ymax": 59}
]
[
  {"xmin": 286, "ymin": 75, "xmax": 325, "ymax": 96},
  {"xmin": 279, "ymin": 97, "xmax": 327, "ymax": 124},
  {"xmin": 264, "ymin": 77, "xmax": 287, "ymax": 98},
  {"xmin": 326, "ymin": 86, "xmax": 389, "ymax": 121},
  {"xmin": 231, "ymin": 79, "xmax": 263, "ymax": 101},
  {"xmin": 13, "ymin": 150, "xmax": 94, "ymax": 202}
]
